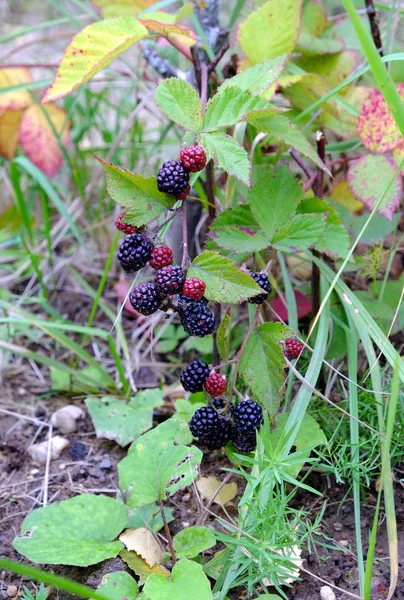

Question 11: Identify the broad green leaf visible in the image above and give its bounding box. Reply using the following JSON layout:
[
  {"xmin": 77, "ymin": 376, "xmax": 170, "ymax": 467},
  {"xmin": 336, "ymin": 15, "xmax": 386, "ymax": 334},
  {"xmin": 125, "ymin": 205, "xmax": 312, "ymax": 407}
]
[
  {"xmin": 126, "ymin": 503, "xmax": 174, "ymax": 532},
  {"xmin": 97, "ymin": 158, "xmax": 173, "ymax": 226},
  {"xmin": 296, "ymin": 51, "xmax": 360, "ymax": 89},
  {"xmin": 238, "ymin": 0, "xmax": 302, "ymax": 64},
  {"xmin": 248, "ymin": 114, "xmax": 330, "ymax": 174},
  {"xmin": 155, "ymin": 78, "xmax": 203, "ymax": 133},
  {"xmin": 187, "ymin": 251, "xmax": 262, "ymax": 304},
  {"xmin": 216, "ymin": 307, "xmax": 231, "ymax": 361},
  {"xmin": 239, "ymin": 322, "xmax": 290, "ymax": 415},
  {"xmin": 203, "ymin": 87, "xmax": 270, "ymax": 131},
  {"xmin": 296, "ymin": 197, "xmax": 350, "ymax": 258},
  {"xmin": 297, "ymin": 32, "xmax": 343, "ymax": 57},
  {"xmin": 173, "ymin": 399, "xmax": 205, "ymax": 422},
  {"xmin": 42, "ymin": 18, "xmax": 148, "ymax": 102},
  {"xmin": 209, "ymin": 225, "xmax": 269, "ymax": 253},
  {"xmin": 50, "ymin": 365, "xmax": 113, "ymax": 393},
  {"xmin": 97, "ymin": 571, "xmax": 139, "ymax": 600},
  {"xmin": 272, "ymin": 214, "xmax": 326, "ymax": 252},
  {"xmin": 250, "ymin": 165, "xmax": 302, "ymax": 241},
  {"xmin": 86, "ymin": 389, "xmax": 163, "ymax": 447},
  {"xmin": 173, "ymin": 526, "xmax": 216, "ymax": 559},
  {"xmin": 144, "ymin": 559, "xmax": 212, "ymax": 600},
  {"xmin": 198, "ymin": 132, "xmax": 250, "ymax": 185},
  {"xmin": 118, "ymin": 419, "xmax": 202, "ymax": 508},
  {"xmin": 220, "ymin": 56, "xmax": 286, "ymax": 95},
  {"xmin": 13, "ymin": 494, "xmax": 127, "ymax": 566},
  {"xmin": 347, "ymin": 155, "xmax": 402, "ymax": 221},
  {"xmin": 211, "ymin": 205, "xmax": 258, "ymax": 229}
]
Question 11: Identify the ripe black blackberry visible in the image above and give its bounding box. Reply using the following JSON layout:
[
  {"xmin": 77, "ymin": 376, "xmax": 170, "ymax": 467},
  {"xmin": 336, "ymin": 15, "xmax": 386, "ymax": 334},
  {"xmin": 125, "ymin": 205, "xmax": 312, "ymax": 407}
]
[
  {"xmin": 157, "ymin": 160, "xmax": 190, "ymax": 195},
  {"xmin": 232, "ymin": 430, "xmax": 257, "ymax": 453},
  {"xmin": 190, "ymin": 406, "xmax": 231, "ymax": 450},
  {"xmin": 248, "ymin": 272, "xmax": 271, "ymax": 304},
  {"xmin": 180, "ymin": 301, "xmax": 215, "ymax": 337},
  {"xmin": 129, "ymin": 282, "xmax": 161, "ymax": 316},
  {"xmin": 155, "ymin": 265, "xmax": 185, "ymax": 295},
  {"xmin": 232, "ymin": 399, "xmax": 263, "ymax": 435},
  {"xmin": 200, "ymin": 420, "xmax": 232, "ymax": 450},
  {"xmin": 177, "ymin": 294, "xmax": 208, "ymax": 306},
  {"xmin": 117, "ymin": 234, "xmax": 154, "ymax": 272},
  {"xmin": 180, "ymin": 360, "xmax": 210, "ymax": 393}
]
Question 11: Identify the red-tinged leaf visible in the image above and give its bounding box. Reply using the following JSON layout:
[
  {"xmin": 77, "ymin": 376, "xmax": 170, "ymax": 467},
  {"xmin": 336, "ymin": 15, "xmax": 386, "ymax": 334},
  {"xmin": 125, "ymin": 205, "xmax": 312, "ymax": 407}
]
[
  {"xmin": 42, "ymin": 18, "xmax": 148, "ymax": 103},
  {"xmin": 0, "ymin": 110, "xmax": 22, "ymax": 160},
  {"xmin": 357, "ymin": 84, "xmax": 404, "ymax": 153},
  {"xmin": 114, "ymin": 281, "xmax": 143, "ymax": 319},
  {"xmin": 271, "ymin": 290, "xmax": 312, "ymax": 322},
  {"xmin": 139, "ymin": 19, "xmax": 196, "ymax": 40},
  {"xmin": 0, "ymin": 68, "xmax": 32, "ymax": 111},
  {"xmin": 19, "ymin": 103, "xmax": 70, "ymax": 177},
  {"xmin": 347, "ymin": 155, "xmax": 402, "ymax": 221}
]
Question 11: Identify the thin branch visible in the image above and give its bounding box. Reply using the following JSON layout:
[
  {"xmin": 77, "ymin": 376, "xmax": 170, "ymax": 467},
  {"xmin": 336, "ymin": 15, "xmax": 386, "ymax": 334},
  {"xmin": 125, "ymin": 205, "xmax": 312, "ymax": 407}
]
[
  {"xmin": 365, "ymin": 0, "xmax": 384, "ymax": 56},
  {"xmin": 208, "ymin": 40, "xmax": 230, "ymax": 75},
  {"xmin": 181, "ymin": 200, "xmax": 188, "ymax": 270},
  {"xmin": 289, "ymin": 149, "xmax": 314, "ymax": 180},
  {"xmin": 142, "ymin": 42, "xmax": 185, "ymax": 79},
  {"xmin": 191, "ymin": 44, "xmax": 203, "ymax": 94},
  {"xmin": 158, "ymin": 499, "xmax": 176, "ymax": 564},
  {"xmin": 200, "ymin": 63, "xmax": 209, "ymax": 109}
]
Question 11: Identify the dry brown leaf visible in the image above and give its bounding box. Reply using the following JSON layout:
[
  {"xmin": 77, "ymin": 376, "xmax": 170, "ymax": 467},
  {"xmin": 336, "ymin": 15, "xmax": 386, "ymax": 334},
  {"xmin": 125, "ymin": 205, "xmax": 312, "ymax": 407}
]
[
  {"xmin": 119, "ymin": 549, "xmax": 170, "ymax": 585},
  {"xmin": 119, "ymin": 528, "xmax": 162, "ymax": 567},
  {"xmin": 196, "ymin": 476, "xmax": 238, "ymax": 507}
]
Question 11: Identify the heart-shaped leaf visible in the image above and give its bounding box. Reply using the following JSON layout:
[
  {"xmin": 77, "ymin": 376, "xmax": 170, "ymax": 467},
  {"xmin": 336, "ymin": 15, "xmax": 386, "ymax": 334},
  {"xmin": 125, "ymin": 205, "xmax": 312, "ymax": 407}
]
[{"xmin": 144, "ymin": 558, "xmax": 212, "ymax": 600}]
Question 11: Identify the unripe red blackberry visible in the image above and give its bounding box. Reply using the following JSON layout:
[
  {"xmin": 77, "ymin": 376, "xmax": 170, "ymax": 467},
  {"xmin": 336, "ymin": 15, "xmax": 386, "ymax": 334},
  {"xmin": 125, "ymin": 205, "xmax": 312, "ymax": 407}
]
[
  {"xmin": 155, "ymin": 265, "xmax": 185, "ymax": 295},
  {"xmin": 114, "ymin": 212, "xmax": 138, "ymax": 235},
  {"xmin": 182, "ymin": 278, "xmax": 206, "ymax": 300},
  {"xmin": 117, "ymin": 234, "xmax": 154, "ymax": 272},
  {"xmin": 232, "ymin": 430, "xmax": 257, "ymax": 453},
  {"xmin": 180, "ymin": 359, "xmax": 210, "ymax": 393},
  {"xmin": 232, "ymin": 399, "xmax": 263, "ymax": 435},
  {"xmin": 180, "ymin": 145, "xmax": 207, "ymax": 172},
  {"xmin": 157, "ymin": 160, "xmax": 190, "ymax": 195},
  {"xmin": 176, "ymin": 184, "xmax": 190, "ymax": 201},
  {"xmin": 150, "ymin": 245, "xmax": 173, "ymax": 270},
  {"xmin": 129, "ymin": 282, "xmax": 162, "ymax": 316},
  {"xmin": 180, "ymin": 301, "xmax": 215, "ymax": 337},
  {"xmin": 284, "ymin": 337, "xmax": 304, "ymax": 360},
  {"xmin": 248, "ymin": 272, "xmax": 271, "ymax": 304},
  {"xmin": 204, "ymin": 372, "xmax": 227, "ymax": 396}
]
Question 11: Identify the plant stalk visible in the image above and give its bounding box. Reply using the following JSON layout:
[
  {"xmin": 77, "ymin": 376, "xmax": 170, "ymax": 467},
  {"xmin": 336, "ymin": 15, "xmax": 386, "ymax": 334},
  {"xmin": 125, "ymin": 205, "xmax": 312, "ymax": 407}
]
[{"xmin": 158, "ymin": 499, "xmax": 176, "ymax": 565}]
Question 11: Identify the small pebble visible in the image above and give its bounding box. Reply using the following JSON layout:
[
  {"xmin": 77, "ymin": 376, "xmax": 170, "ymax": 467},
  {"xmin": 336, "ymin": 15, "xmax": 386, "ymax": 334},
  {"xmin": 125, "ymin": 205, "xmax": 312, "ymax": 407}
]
[
  {"xmin": 339, "ymin": 539, "xmax": 349, "ymax": 547},
  {"xmin": 320, "ymin": 585, "xmax": 336, "ymax": 600},
  {"xmin": 333, "ymin": 522, "xmax": 342, "ymax": 531},
  {"xmin": 99, "ymin": 458, "xmax": 112, "ymax": 470},
  {"xmin": 7, "ymin": 586, "xmax": 18, "ymax": 598}
]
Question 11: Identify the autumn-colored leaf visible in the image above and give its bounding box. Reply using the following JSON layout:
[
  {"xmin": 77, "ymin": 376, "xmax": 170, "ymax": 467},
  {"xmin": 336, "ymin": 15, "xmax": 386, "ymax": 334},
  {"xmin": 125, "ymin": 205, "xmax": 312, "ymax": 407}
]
[
  {"xmin": 139, "ymin": 19, "xmax": 196, "ymax": 40},
  {"xmin": 19, "ymin": 103, "xmax": 70, "ymax": 177},
  {"xmin": 93, "ymin": 0, "xmax": 155, "ymax": 18},
  {"xmin": 0, "ymin": 68, "xmax": 33, "ymax": 111},
  {"xmin": 357, "ymin": 84, "xmax": 404, "ymax": 153},
  {"xmin": 0, "ymin": 110, "xmax": 22, "ymax": 160},
  {"xmin": 330, "ymin": 179, "xmax": 363, "ymax": 212}
]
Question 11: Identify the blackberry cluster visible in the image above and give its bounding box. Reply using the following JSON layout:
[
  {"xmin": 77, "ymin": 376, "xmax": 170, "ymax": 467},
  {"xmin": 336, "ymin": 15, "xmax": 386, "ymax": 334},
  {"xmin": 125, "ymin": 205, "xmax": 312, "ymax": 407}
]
[
  {"xmin": 248, "ymin": 272, "xmax": 271, "ymax": 304},
  {"xmin": 117, "ymin": 234, "xmax": 154, "ymax": 272},
  {"xmin": 180, "ymin": 360, "xmax": 210, "ymax": 393}
]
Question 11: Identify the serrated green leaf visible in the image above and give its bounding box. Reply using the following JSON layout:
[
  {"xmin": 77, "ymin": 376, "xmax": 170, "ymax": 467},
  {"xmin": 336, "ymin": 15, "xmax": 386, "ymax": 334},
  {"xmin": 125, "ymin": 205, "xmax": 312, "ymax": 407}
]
[
  {"xmin": 248, "ymin": 114, "xmax": 330, "ymax": 174},
  {"xmin": 126, "ymin": 503, "xmax": 174, "ymax": 532},
  {"xmin": 220, "ymin": 57, "xmax": 286, "ymax": 95},
  {"xmin": 13, "ymin": 495, "xmax": 127, "ymax": 566},
  {"xmin": 297, "ymin": 32, "xmax": 343, "ymax": 57},
  {"xmin": 203, "ymin": 87, "xmax": 270, "ymax": 131},
  {"xmin": 118, "ymin": 419, "xmax": 202, "ymax": 508},
  {"xmin": 250, "ymin": 165, "xmax": 302, "ymax": 241},
  {"xmin": 144, "ymin": 559, "xmax": 212, "ymax": 600},
  {"xmin": 187, "ymin": 251, "xmax": 262, "ymax": 304},
  {"xmin": 209, "ymin": 225, "xmax": 269, "ymax": 253},
  {"xmin": 97, "ymin": 158, "xmax": 173, "ymax": 226},
  {"xmin": 198, "ymin": 132, "xmax": 250, "ymax": 185},
  {"xmin": 85, "ymin": 389, "xmax": 164, "ymax": 447},
  {"xmin": 272, "ymin": 214, "xmax": 326, "ymax": 251},
  {"xmin": 239, "ymin": 323, "xmax": 290, "ymax": 415},
  {"xmin": 155, "ymin": 78, "xmax": 203, "ymax": 133},
  {"xmin": 238, "ymin": 0, "xmax": 302, "ymax": 64},
  {"xmin": 211, "ymin": 205, "xmax": 258, "ymax": 229},
  {"xmin": 296, "ymin": 197, "xmax": 350, "ymax": 258},
  {"xmin": 173, "ymin": 526, "xmax": 216, "ymax": 559},
  {"xmin": 217, "ymin": 307, "xmax": 231, "ymax": 361},
  {"xmin": 97, "ymin": 571, "xmax": 139, "ymax": 600}
]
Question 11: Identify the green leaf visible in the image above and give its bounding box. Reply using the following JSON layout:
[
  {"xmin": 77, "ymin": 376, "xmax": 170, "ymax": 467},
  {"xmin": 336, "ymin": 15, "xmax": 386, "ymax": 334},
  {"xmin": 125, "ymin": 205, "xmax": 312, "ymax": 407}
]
[
  {"xmin": 248, "ymin": 114, "xmax": 330, "ymax": 174},
  {"xmin": 13, "ymin": 494, "xmax": 127, "ymax": 566},
  {"xmin": 238, "ymin": 0, "xmax": 302, "ymax": 64},
  {"xmin": 272, "ymin": 214, "xmax": 326, "ymax": 252},
  {"xmin": 155, "ymin": 78, "xmax": 203, "ymax": 133},
  {"xmin": 209, "ymin": 225, "xmax": 269, "ymax": 253},
  {"xmin": 97, "ymin": 158, "xmax": 174, "ymax": 226},
  {"xmin": 97, "ymin": 571, "xmax": 139, "ymax": 600},
  {"xmin": 239, "ymin": 322, "xmax": 290, "ymax": 415},
  {"xmin": 144, "ymin": 559, "xmax": 212, "ymax": 600},
  {"xmin": 85, "ymin": 389, "xmax": 164, "ymax": 447},
  {"xmin": 118, "ymin": 419, "xmax": 202, "ymax": 508},
  {"xmin": 42, "ymin": 18, "xmax": 148, "ymax": 102},
  {"xmin": 173, "ymin": 526, "xmax": 216, "ymax": 559},
  {"xmin": 250, "ymin": 165, "xmax": 302, "ymax": 241},
  {"xmin": 296, "ymin": 197, "xmax": 350, "ymax": 258},
  {"xmin": 216, "ymin": 307, "xmax": 231, "ymax": 361},
  {"xmin": 297, "ymin": 32, "xmax": 343, "ymax": 57},
  {"xmin": 220, "ymin": 57, "xmax": 286, "ymax": 95},
  {"xmin": 50, "ymin": 365, "xmax": 112, "ymax": 393},
  {"xmin": 173, "ymin": 399, "xmax": 205, "ymax": 422},
  {"xmin": 203, "ymin": 87, "xmax": 270, "ymax": 131},
  {"xmin": 187, "ymin": 251, "xmax": 262, "ymax": 304},
  {"xmin": 198, "ymin": 132, "xmax": 250, "ymax": 186},
  {"xmin": 126, "ymin": 503, "xmax": 174, "ymax": 532}
]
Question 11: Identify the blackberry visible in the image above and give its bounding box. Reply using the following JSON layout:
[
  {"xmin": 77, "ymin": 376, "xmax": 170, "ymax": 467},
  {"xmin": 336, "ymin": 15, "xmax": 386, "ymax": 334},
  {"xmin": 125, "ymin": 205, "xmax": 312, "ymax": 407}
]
[
  {"xmin": 248, "ymin": 272, "xmax": 271, "ymax": 304},
  {"xmin": 180, "ymin": 301, "xmax": 215, "ymax": 337},
  {"xmin": 176, "ymin": 184, "xmax": 190, "ymax": 201},
  {"xmin": 180, "ymin": 145, "xmax": 207, "ymax": 172},
  {"xmin": 284, "ymin": 338, "xmax": 304, "ymax": 360},
  {"xmin": 190, "ymin": 406, "xmax": 231, "ymax": 450},
  {"xmin": 150, "ymin": 245, "xmax": 173, "ymax": 270},
  {"xmin": 232, "ymin": 399, "xmax": 263, "ymax": 435},
  {"xmin": 182, "ymin": 277, "xmax": 206, "ymax": 300},
  {"xmin": 199, "ymin": 420, "xmax": 232, "ymax": 450},
  {"xmin": 180, "ymin": 359, "xmax": 210, "ymax": 393},
  {"xmin": 157, "ymin": 160, "xmax": 190, "ymax": 195},
  {"xmin": 114, "ymin": 212, "xmax": 138, "ymax": 235},
  {"xmin": 177, "ymin": 294, "xmax": 208, "ymax": 306},
  {"xmin": 205, "ymin": 372, "xmax": 227, "ymax": 396},
  {"xmin": 117, "ymin": 234, "xmax": 154, "ymax": 272},
  {"xmin": 129, "ymin": 282, "xmax": 161, "ymax": 316},
  {"xmin": 232, "ymin": 430, "xmax": 257, "ymax": 453},
  {"xmin": 211, "ymin": 397, "xmax": 225, "ymax": 410},
  {"xmin": 155, "ymin": 265, "xmax": 185, "ymax": 295}
]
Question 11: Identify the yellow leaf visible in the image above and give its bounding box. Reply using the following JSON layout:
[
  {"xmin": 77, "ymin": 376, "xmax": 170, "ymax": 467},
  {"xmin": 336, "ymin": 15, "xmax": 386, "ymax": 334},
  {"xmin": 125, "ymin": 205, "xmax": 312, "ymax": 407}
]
[
  {"xmin": 19, "ymin": 103, "xmax": 70, "ymax": 178},
  {"xmin": 0, "ymin": 110, "xmax": 22, "ymax": 160},
  {"xmin": 0, "ymin": 68, "xmax": 32, "ymax": 111},
  {"xmin": 330, "ymin": 180, "xmax": 363, "ymax": 212},
  {"xmin": 42, "ymin": 18, "xmax": 148, "ymax": 103},
  {"xmin": 93, "ymin": 0, "xmax": 155, "ymax": 18},
  {"xmin": 119, "ymin": 528, "xmax": 162, "ymax": 567},
  {"xmin": 196, "ymin": 476, "xmax": 238, "ymax": 507},
  {"xmin": 119, "ymin": 549, "xmax": 170, "ymax": 585}
]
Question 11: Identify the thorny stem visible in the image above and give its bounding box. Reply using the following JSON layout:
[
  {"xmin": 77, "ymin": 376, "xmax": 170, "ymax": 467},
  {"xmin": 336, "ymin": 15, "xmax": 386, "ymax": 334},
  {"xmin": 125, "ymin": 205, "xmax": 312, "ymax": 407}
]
[
  {"xmin": 212, "ymin": 304, "xmax": 221, "ymax": 366},
  {"xmin": 158, "ymin": 499, "xmax": 176, "ymax": 564},
  {"xmin": 311, "ymin": 132, "xmax": 326, "ymax": 317},
  {"xmin": 200, "ymin": 63, "xmax": 209, "ymax": 109},
  {"xmin": 365, "ymin": 0, "xmax": 384, "ymax": 57},
  {"xmin": 181, "ymin": 200, "xmax": 188, "ymax": 270},
  {"xmin": 207, "ymin": 39, "xmax": 230, "ymax": 75}
]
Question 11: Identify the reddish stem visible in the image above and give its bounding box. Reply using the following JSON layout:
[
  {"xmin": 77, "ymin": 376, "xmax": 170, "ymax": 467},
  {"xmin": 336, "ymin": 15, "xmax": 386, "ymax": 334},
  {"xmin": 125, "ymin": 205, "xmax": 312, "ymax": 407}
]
[{"xmin": 180, "ymin": 200, "xmax": 188, "ymax": 270}]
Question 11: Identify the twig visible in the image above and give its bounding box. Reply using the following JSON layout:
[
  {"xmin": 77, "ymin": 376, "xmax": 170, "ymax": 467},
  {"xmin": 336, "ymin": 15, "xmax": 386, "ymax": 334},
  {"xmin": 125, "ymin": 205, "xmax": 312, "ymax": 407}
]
[
  {"xmin": 191, "ymin": 44, "xmax": 203, "ymax": 94},
  {"xmin": 311, "ymin": 131, "xmax": 326, "ymax": 317},
  {"xmin": 200, "ymin": 63, "xmax": 209, "ymax": 109},
  {"xmin": 365, "ymin": 0, "xmax": 384, "ymax": 56},
  {"xmin": 212, "ymin": 304, "xmax": 221, "ymax": 366},
  {"xmin": 208, "ymin": 40, "xmax": 230, "ymax": 75},
  {"xmin": 142, "ymin": 42, "xmax": 185, "ymax": 79},
  {"xmin": 181, "ymin": 200, "xmax": 188, "ymax": 270},
  {"xmin": 289, "ymin": 149, "xmax": 313, "ymax": 180},
  {"xmin": 158, "ymin": 499, "xmax": 176, "ymax": 564}
]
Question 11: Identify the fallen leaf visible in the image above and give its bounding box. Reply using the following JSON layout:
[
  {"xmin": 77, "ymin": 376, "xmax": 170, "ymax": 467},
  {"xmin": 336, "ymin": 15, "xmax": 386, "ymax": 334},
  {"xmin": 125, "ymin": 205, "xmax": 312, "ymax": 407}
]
[
  {"xmin": 119, "ymin": 528, "xmax": 162, "ymax": 567},
  {"xmin": 271, "ymin": 289, "xmax": 312, "ymax": 321},
  {"xmin": 196, "ymin": 476, "xmax": 238, "ymax": 507},
  {"xmin": 119, "ymin": 549, "xmax": 170, "ymax": 585},
  {"xmin": 0, "ymin": 110, "xmax": 22, "ymax": 159},
  {"xmin": 0, "ymin": 68, "xmax": 32, "ymax": 111}
]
